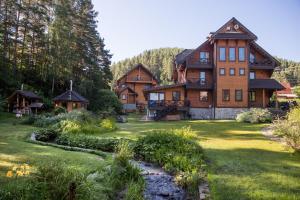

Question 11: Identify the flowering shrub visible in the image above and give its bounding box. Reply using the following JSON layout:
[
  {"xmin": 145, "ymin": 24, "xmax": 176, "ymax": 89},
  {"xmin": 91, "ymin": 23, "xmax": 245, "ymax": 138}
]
[
  {"xmin": 100, "ymin": 118, "xmax": 117, "ymax": 131},
  {"xmin": 6, "ymin": 163, "xmax": 31, "ymax": 178},
  {"xmin": 236, "ymin": 108, "xmax": 272, "ymax": 123}
]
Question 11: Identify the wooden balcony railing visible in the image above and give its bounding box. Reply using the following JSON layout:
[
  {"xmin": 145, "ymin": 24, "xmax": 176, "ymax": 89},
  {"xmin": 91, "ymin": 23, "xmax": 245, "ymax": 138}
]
[
  {"xmin": 249, "ymin": 59, "xmax": 273, "ymax": 66},
  {"xmin": 186, "ymin": 78, "xmax": 213, "ymax": 89},
  {"xmin": 148, "ymin": 100, "xmax": 190, "ymax": 109}
]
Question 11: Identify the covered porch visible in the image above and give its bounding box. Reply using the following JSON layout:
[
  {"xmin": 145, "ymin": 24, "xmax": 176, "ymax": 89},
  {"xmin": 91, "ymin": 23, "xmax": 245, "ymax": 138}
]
[{"xmin": 249, "ymin": 79, "xmax": 285, "ymax": 108}]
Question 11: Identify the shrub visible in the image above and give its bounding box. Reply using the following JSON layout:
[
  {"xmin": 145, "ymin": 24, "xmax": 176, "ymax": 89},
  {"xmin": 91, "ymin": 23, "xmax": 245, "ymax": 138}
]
[
  {"xmin": 100, "ymin": 118, "xmax": 117, "ymax": 132},
  {"xmin": 236, "ymin": 108, "xmax": 272, "ymax": 123},
  {"xmin": 0, "ymin": 160, "xmax": 93, "ymax": 200},
  {"xmin": 134, "ymin": 127, "xmax": 204, "ymax": 197},
  {"xmin": 20, "ymin": 115, "xmax": 40, "ymax": 125},
  {"xmin": 55, "ymin": 133, "xmax": 132, "ymax": 152},
  {"xmin": 274, "ymin": 107, "xmax": 300, "ymax": 151},
  {"xmin": 53, "ymin": 106, "xmax": 66, "ymax": 115},
  {"xmin": 34, "ymin": 128, "xmax": 58, "ymax": 142}
]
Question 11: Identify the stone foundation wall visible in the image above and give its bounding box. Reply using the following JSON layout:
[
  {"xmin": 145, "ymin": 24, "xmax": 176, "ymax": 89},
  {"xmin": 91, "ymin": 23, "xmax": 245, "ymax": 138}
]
[
  {"xmin": 189, "ymin": 108, "xmax": 213, "ymax": 119},
  {"xmin": 215, "ymin": 108, "xmax": 248, "ymax": 119}
]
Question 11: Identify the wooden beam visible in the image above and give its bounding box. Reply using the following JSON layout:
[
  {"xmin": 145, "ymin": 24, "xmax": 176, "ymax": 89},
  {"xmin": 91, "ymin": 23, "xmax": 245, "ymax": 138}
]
[{"xmin": 262, "ymin": 89, "xmax": 265, "ymax": 108}]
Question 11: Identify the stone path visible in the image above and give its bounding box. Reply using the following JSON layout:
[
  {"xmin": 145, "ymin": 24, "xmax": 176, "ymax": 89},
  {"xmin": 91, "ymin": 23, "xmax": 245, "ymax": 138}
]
[{"xmin": 131, "ymin": 160, "xmax": 186, "ymax": 200}]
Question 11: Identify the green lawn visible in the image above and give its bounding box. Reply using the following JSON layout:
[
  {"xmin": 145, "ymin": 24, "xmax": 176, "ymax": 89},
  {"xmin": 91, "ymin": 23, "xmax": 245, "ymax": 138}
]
[
  {"xmin": 1, "ymin": 113, "xmax": 300, "ymax": 200},
  {"xmin": 0, "ymin": 113, "xmax": 110, "ymax": 181},
  {"xmin": 106, "ymin": 114, "xmax": 300, "ymax": 200}
]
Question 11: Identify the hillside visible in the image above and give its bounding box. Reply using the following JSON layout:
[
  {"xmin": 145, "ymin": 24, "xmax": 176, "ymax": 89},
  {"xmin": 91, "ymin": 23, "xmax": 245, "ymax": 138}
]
[{"xmin": 112, "ymin": 49, "xmax": 300, "ymax": 87}]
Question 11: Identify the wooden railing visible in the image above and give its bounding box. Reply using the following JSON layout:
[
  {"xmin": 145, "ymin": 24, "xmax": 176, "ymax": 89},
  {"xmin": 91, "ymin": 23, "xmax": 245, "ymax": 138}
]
[
  {"xmin": 186, "ymin": 78, "xmax": 213, "ymax": 89},
  {"xmin": 148, "ymin": 100, "xmax": 190, "ymax": 108},
  {"xmin": 249, "ymin": 59, "xmax": 273, "ymax": 66}
]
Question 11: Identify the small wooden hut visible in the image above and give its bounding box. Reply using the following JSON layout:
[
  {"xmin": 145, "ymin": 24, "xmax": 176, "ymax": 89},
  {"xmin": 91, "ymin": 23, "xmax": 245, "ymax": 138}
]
[
  {"xmin": 53, "ymin": 81, "xmax": 89, "ymax": 112},
  {"xmin": 7, "ymin": 90, "xmax": 43, "ymax": 114}
]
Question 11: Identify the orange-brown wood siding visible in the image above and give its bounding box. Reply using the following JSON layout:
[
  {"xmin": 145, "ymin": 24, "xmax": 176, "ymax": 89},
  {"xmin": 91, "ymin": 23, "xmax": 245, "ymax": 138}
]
[
  {"xmin": 186, "ymin": 90, "xmax": 213, "ymax": 108},
  {"xmin": 216, "ymin": 39, "xmax": 248, "ymax": 108}
]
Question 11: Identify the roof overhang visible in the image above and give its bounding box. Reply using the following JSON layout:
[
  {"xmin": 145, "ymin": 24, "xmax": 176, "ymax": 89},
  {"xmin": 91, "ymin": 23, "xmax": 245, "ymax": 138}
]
[{"xmin": 249, "ymin": 79, "xmax": 285, "ymax": 90}]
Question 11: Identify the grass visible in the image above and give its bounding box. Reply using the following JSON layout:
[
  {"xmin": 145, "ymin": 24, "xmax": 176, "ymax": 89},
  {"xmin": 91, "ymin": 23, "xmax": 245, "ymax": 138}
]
[
  {"xmin": 0, "ymin": 112, "xmax": 111, "ymax": 182},
  {"xmin": 1, "ymin": 112, "xmax": 300, "ymax": 199},
  {"xmin": 106, "ymin": 114, "xmax": 300, "ymax": 200}
]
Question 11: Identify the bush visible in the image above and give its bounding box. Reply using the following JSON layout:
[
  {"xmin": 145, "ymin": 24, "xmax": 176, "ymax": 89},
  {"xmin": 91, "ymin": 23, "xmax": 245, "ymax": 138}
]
[
  {"xmin": 53, "ymin": 106, "xmax": 66, "ymax": 115},
  {"xmin": 236, "ymin": 108, "xmax": 272, "ymax": 123},
  {"xmin": 274, "ymin": 107, "xmax": 300, "ymax": 151},
  {"xmin": 34, "ymin": 128, "xmax": 58, "ymax": 142},
  {"xmin": 0, "ymin": 160, "xmax": 93, "ymax": 200},
  {"xmin": 20, "ymin": 115, "xmax": 40, "ymax": 125},
  {"xmin": 134, "ymin": 127, "xmax": 204, "ymax": 197},
  {"xmin": 55, "ymin": 133, "xmax": 132, "ymax": 152},
  {"xmin": 100, "ymin": 118, "xmax": 117, "ymax": 132}
]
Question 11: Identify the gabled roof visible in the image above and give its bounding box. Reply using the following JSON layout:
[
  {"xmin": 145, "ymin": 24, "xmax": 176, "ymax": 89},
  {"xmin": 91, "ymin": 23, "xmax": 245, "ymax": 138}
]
[
  {"xmin": 53, "ymin": 90, "xmax": 89, "ymax": 103},
  {"xmin": 210, "ymin": 17, "xmax": 257, "ymax": 40},
  {"xmin": 175, "ymin": 49, "xmax": 194, "ymax": 64},
  {"xmin": 118, "ymin": 86, "xmax": 138, "ymax": 95},
  {"xmin": 7, "ymin": 90, "xmax": 42, "ymax": 100},
  {"xmin": 249, "ymin": 42, "xmax": 280, "ymax": 66},
  {"xmin": 117, "ymin": 63, "xmax": 157, "ymax": 82}
]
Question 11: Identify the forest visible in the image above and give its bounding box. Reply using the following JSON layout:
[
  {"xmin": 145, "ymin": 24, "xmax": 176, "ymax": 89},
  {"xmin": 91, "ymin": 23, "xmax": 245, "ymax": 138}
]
[
  {"xmin": 112, "ymin": 48, "xmax": 300, "ymax": 87},
  {"xmin": 0, "ymin": 0, "xmax": 113, "ymax": 111}
]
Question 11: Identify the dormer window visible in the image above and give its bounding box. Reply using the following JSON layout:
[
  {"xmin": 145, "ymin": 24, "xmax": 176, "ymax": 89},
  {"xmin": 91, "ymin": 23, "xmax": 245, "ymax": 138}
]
[{"xmin": 200, "ymin": 52, "xmax": 209, "ymax": 63}]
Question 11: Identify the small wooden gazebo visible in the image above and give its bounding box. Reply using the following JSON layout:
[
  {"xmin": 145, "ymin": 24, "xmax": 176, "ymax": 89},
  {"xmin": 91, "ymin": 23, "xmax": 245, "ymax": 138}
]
[
  {"xmin": 53, "ymin": 81, "xmax": 89, "ymax": 112},
  {"xmin": 7, "ymin": 90, "xmax": 43, "ymax": 114}
]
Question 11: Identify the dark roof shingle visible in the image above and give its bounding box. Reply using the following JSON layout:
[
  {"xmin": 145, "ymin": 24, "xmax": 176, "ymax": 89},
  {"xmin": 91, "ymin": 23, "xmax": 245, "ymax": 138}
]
[
  {"xmin": 7, "ymin": 90, "xmax": 42, "ymax": 100},
  {"xmin": 249, "ymin": 79, "xmax": 284, "ymax": 90},
  {"xmin": 53, "ymin": 90, "xmax": 89, "ymax": 103}
]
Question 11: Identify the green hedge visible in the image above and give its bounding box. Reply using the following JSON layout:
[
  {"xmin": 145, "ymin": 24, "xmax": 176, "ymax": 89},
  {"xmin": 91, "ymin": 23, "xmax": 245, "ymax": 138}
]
[{"xmin": 236, "ymin": 108, "xmax": 272, "ymax": 123}]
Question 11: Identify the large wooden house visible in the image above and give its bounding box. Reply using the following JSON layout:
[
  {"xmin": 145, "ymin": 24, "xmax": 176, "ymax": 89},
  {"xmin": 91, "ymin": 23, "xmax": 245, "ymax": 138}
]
[
  {"xmin": 144, "ymin": 17, "xmax": 284, "ymax": 120},
  {"xmin": 114, "ymin": 64, "xmax": 158, "ymax": 112}
]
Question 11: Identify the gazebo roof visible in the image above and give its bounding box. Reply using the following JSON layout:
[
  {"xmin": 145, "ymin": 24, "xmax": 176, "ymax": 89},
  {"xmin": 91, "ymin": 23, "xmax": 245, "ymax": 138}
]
[{"xmin": 53, "ymin": 90, "xmax": 89, "ymax": 103}]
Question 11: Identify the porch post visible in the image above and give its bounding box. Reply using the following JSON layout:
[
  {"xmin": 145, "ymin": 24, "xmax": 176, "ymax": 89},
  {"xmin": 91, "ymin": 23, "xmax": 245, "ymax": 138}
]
[{"xmin": 262, "ymin": 89, "xmax": 265, "ymax": 108}]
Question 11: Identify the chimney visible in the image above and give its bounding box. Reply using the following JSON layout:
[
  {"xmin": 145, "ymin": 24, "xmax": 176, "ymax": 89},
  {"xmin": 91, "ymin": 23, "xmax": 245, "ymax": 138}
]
[{"xmin": 70, "ymin": 80, "xmax": 73, "ymax": 91}]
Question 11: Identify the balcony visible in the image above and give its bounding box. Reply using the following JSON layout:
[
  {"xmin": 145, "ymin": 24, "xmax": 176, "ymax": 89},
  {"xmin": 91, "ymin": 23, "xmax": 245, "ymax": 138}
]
[
  {"xmin": 249, "ymin": 59, "xmax": 275, "ymax": 70},
  {"xmin": 186, "ymin": 78, "xmax": 213, "ymax": 90},
  {"xmin": 126, "ymin": 76, "xmax": 154, "ymax": 83},
  {"xmin": 187, "ymin": 58, "xmax": 214, "ymax": 69},
  {"xmin": 148, "ymin": 100, "xmax": 190, "ymax": 111}
]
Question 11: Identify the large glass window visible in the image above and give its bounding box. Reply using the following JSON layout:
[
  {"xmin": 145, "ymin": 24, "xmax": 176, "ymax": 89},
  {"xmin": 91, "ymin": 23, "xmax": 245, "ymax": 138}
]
[
  {"xmin": 200, "ymin": 91, "xmax": 208, "ymax": 101},
  {"xmin": 238, "ymin": 47, "xmax": 245, "ymax": 61},
  {"xmin": 200, "ymin": 52, "xmax": 209, "ymax": 63},
  {"xmin": 219, "ymin": 47, "xmax": 226, "ymax": 61},
  {"xmin": 235, "ymin": 90, "xmax": 243, "ymax": 101},
  {"xmin": 249, "ymin": 91, "xmax": 256, "ymax": 102},
  {"xmin": 222, "ymin": 89, "xmax": 230, "ymax": 101},
  {"xmin": 229, "ymin": 48, "xmax": 235, "ymax": 61},
  {"xmin": 149, "ymin": 93, "xmax": 164, "ymax": 101},
  {"xmin": 172, "ymin": 91, "xmax": 181, "ymax": 101},
  {"xmin": 122, "ymin": 94, "xmax": 126, "ymax": 100},
  {"xmin": 249, "ymin": 71, "xmax": 256, "ymax": 79}
]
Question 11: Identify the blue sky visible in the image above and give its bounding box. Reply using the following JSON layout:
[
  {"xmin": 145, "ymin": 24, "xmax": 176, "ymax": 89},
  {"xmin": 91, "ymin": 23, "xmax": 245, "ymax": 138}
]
[{"xmin": 93, "ymin": 0, "xmax": 300, "ymax": 63}]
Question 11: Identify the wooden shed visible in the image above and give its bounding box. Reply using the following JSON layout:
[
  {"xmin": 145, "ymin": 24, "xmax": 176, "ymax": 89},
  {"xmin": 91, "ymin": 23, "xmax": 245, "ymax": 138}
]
[
  {"xmin": 7, "ymin": 90, "xmax": 43, "ymax": 114},
  {"xmin": 53, "ymin": 90, "xmax": 89, "ymax": 112}
]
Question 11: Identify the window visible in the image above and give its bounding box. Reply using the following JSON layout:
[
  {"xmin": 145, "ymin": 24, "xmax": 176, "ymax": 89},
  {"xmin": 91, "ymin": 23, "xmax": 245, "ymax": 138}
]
[
  {"xmin": 144, "ymin": 85, "xmax": 151, "ymax": 89},
  {"xmin": 219, "ymin": 47, "xmax": 226, "ymax": 61},
  {"xmin": 249, "ymin": 71, "xmax": 256, "ymax": 79},
  {"xmin": 200, "ymin": 52, "xmax": 209, "ymax": 63},
  {"xmin": 200, "ymin": 91, "xmax": 208, "ymax": 101},
  {"xmin": 229, "ymin": 68, "xmax": 235, "ymax": 76},
  {"xmin": 235, "ymin": 90, "xmax": 243, "ymax": 101},
  {"xmin": 229, "ymin": 47, "xmax": 235, "ymax": 61},
  {"xmin": 159, "ymin": 93, "xmax": 165, "ymax": 101},
  {"xmin": 72, "ymin": 103, "xmax": 77, "ymax": 109},
  {"xmin": 121, "ymin": 94, "xmax": 126, "ymax": 100},
  {"xmin": 222, "ymin": 89, "xmax": 230, "ymax": 101},
  {"xmin": 149, "ymin": 93, "xmax": 164, "ymax": 101},
  {"xmin": 250, "ymin": 53, "xmax": 255, "ymax": 63},
  {"xmin": 200, "ymin": 71, "xmax": 206, "ymax": 85},
  {"xmin": 238, "ymin": 47, "xmax": 245, "ymax": 61},
  {"xmin": 172, "ymin": 91, "xmax": 181, "ymax": 101},
  {"xmin": 219, "ymin": 68, "xmax": 225, "ymax": 76},
  {"xmin": 249, "ymin": 91, "xmax": 256, "ymax": 102},
  {"xmin": 239, "ymin": 68, "xmax": 245, "ymax": 76}
]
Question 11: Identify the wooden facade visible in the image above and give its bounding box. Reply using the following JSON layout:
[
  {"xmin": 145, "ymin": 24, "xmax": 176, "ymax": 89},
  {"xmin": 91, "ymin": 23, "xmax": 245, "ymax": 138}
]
[
  {"xmin": 115, "ymin": 63, "xmax": 157, "ymax": 112},
  {"xmin": 144, "ymin": 17, "xmax": 284, "ymax": 120},
  {"xmin": 53, "ymin": 90, "xmax": 89, "ymax": 112}
]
